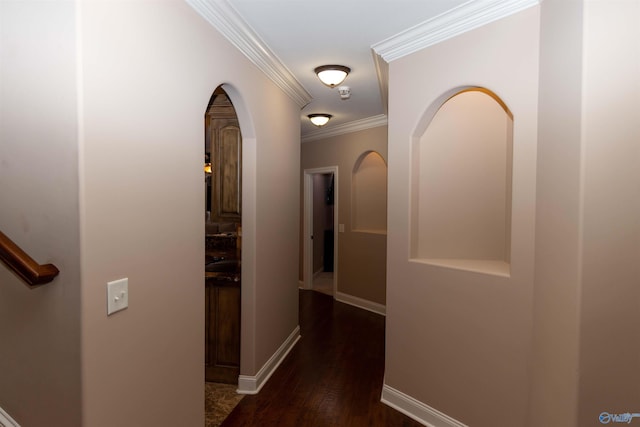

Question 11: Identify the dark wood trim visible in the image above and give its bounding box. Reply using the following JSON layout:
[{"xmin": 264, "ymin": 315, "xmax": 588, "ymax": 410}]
[{"xmin": 0, "ymin": 230, "xmax": 59, "ymax": 286}]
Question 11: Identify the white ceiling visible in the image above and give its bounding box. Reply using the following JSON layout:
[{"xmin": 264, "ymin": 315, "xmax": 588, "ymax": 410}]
[
  {"xmin": 188, "ymin": 0, "xmax": 539, "ymax": 139},
  {"xmin": 227, "ymin": 0, "xmax": 470, "ymax": 136}
]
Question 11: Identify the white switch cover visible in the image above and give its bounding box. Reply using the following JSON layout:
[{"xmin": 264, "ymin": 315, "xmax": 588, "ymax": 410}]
[
  {"xmin": 339, "ymin": 224, "xmax": 345, "ymax": 233},
  {"xmin": 107, "ymin": 278, "xmax": 128, "ymax": 315}
]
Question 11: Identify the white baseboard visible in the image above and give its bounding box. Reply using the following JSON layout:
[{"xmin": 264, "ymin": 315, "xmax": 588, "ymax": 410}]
[
  {"xmin": 335, "ymin": 291, "xmax": 386, "ymax": 316},
  {"xmin": 381, "ymin": 384, "xmax": 468, "ymax": 427},
  {"xmin": 0, "ymin": 406, "xmax": 20, "ymax": 427},
  {"xmin": 237, "ymin": 325, "xmax": 301, "ymax": 395}
]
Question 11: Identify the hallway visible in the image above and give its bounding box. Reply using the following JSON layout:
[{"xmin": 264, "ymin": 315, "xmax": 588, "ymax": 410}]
[{"xmin": 221, "ymin": 290, "xmax": 422, "ymax": 426}]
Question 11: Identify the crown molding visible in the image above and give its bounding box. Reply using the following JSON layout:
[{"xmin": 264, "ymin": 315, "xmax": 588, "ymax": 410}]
[
  {"xmin": 302, "ymin": 114, "xmax": 388, "ymax": 143},
  {"xmin": 0, "ymin": 406, "xmax": 19, "ymax": 427},
  {"xmin": 186, "ymin": 0, "xmax": 312, "ymax": 108},
  {"xmin": 372, "ymin": 51, "xmax": 389, "ymax": 116},
  {"xmin": 372, "ymin": 0, "xmax": 540, "ymax": 62}
]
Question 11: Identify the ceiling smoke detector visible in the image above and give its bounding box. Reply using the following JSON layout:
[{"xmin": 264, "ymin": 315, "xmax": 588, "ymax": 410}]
[{"xmin": 338, "ymin": 86, "xmax": 351, "ymax": 100}]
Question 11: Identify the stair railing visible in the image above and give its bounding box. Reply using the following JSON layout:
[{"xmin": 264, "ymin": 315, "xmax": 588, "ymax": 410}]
[{"xmin": 0, "ymin": 230, "xmax": 59, "ymax": 286}]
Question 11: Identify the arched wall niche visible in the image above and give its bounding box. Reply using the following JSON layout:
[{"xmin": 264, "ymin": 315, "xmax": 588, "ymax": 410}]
[
  {"xmin": 352, "ymin": 150, "xmax": 388, "ymax": 234},
  {"xmin": 410, "ymin": 87, "xmax": 513, "ymax": 276}
]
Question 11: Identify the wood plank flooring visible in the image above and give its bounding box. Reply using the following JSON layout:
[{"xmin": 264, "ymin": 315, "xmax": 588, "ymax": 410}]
[{"xmin": 221, "ymin": 290, "xmax": 423, "ymax": 427}]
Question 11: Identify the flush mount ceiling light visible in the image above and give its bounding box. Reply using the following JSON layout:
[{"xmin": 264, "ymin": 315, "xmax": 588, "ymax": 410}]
[
  {"xmin": 308, "ymin": 113, "xmax": 332, "ymax": 127},
  {"xmin": 314, "ymin": 65, "xmax": 351, "ymax": 88}
]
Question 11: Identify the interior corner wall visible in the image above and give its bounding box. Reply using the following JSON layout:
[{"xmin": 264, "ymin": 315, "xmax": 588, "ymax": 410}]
[
  {"xmin": 0, "ymin": 2, "xmax": 82, "ymax": 426},
  {"xmin": 528, "ymin": 0, "xmax": 584, "ymax": 425},
  {"xmin": 78, "ymin": 1, "xmax": 300, "ymax": 426},
  {"xmin": 577, "ymin": 2, "xmax": 640, "ymax": 425},
  {"xmin": 385, "ymin": 7, "xmax": 540, "ymax": 427},
  {"xmin": 532, "ymin": 3, "xmax": 640, "ymax": 427},
  {"xmin": 300, "ymin": 126, "xmax": 388, "ymax": 305}
]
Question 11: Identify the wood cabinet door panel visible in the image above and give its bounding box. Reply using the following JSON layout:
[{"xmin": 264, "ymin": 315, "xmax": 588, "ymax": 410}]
[
  {"xmin": 205, "ymin": 281, "xmax": 240, "ymax": 384},
  {"xmin": 209, "ymin": 116, "xmax": 242, "ymax": 223},
  {"xmin": 219, "ymin": 126, "xmax": 241, "ymax": 217}
]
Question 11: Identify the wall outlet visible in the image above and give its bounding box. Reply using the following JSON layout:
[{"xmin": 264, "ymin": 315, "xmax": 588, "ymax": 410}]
[{"xmin": 107, "ymin": 278, "xmax": 128, "ymax": 315}]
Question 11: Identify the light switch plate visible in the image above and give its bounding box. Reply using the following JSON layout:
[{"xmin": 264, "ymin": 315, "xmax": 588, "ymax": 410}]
[{"xmin": 107, "ymin": 278, "xmax": 128, "ymax": 315}]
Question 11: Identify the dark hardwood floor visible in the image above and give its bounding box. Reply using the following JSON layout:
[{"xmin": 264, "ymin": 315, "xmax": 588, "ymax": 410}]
[{"xmin": 221, "ymin": 290, "xmax": 423, "ymax": 427}]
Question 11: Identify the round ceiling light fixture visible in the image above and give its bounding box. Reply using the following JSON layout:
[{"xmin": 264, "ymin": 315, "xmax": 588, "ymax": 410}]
[
  {"xmin": 307, "ymin": 113, "xmax": 332, "ymax": 127},
  {"xmin": 314, "ymin": 65, "xmax": 351, "ymax": 88}
]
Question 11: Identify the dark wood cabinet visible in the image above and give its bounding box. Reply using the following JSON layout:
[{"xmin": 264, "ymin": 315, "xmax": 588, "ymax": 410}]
[
  {"xmin": 205, "ymin": 274, "xmax": 240, "ymax": 384},
  {"xmin": 207, "ymin": 93, "xmax": 242, "ymax": 224},
  {"xmin": 205, "ymin": 230, "xmax": 241, "ymax": 384}
]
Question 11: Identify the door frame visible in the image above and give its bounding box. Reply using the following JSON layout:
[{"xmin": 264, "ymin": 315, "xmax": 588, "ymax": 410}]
[{"xmin": 303, "ymin": 166, "xmax": 338, "ymax": 294}]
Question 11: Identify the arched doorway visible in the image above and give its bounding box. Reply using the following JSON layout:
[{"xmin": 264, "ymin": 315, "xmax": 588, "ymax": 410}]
[
  {"xmin": 202, "ymin": 83, "xmax": 259, "ymax": 394},
  {"xmin": 204, "ymin": 86, "xmax": 242, "ymax": 384}
]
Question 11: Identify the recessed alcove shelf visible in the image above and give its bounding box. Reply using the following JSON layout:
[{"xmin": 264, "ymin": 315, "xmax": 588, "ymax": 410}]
[
  {"xmin": 410, "ymin": 258, "xmax": 511, "ymax": 278},
  {"xmin": 352, "ymin": 229, "xmax": 387, "ymax": 236},
  {"xmin": 410, "ymin": 88, "xmax": 513, "ymax": 274}
]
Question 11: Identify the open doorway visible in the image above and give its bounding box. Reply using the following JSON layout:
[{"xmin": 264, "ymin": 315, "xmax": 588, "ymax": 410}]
[
  {"xmin": 204, "ymin": 86, "xmax": 242, "ymax": 385},
  {"xmin": 303, "ymin": 167, "xmax": 338, "ymax": 296}
]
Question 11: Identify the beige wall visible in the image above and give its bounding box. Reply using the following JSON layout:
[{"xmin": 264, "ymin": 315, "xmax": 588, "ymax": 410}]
[
  {"xmin": 0, "ymin": 2, "xmax": 82, "ymax": 426},
  {"xmin": 387, "ymin": 2, "xmax": 640, "ymax": 427},
  {"xmin": 386, "ymin": 7, "xmax": 540, "ymax": 427},
  {"xmin": 1, "ymin": 1, "xmax": 301, "ymax": 426},
  {"xmin": 528, "ymin": 0, "xmax": 584, "ymax": 425},
  {"xmin": 531, "ymin": 2, "xmax": 640, "ymax": 426},
  {"xmin": 301, "ymin": 126, "xmax": 388, "ymax": 305},
  {"xmin": 577, "ymin": 1, "xmax": 640, "ymax": 425}
]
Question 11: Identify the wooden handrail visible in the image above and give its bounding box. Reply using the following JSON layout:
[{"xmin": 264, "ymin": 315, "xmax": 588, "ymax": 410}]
[{"xmin": 0, "ymin": 230, "xmax": 59, "ymax": 286}]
